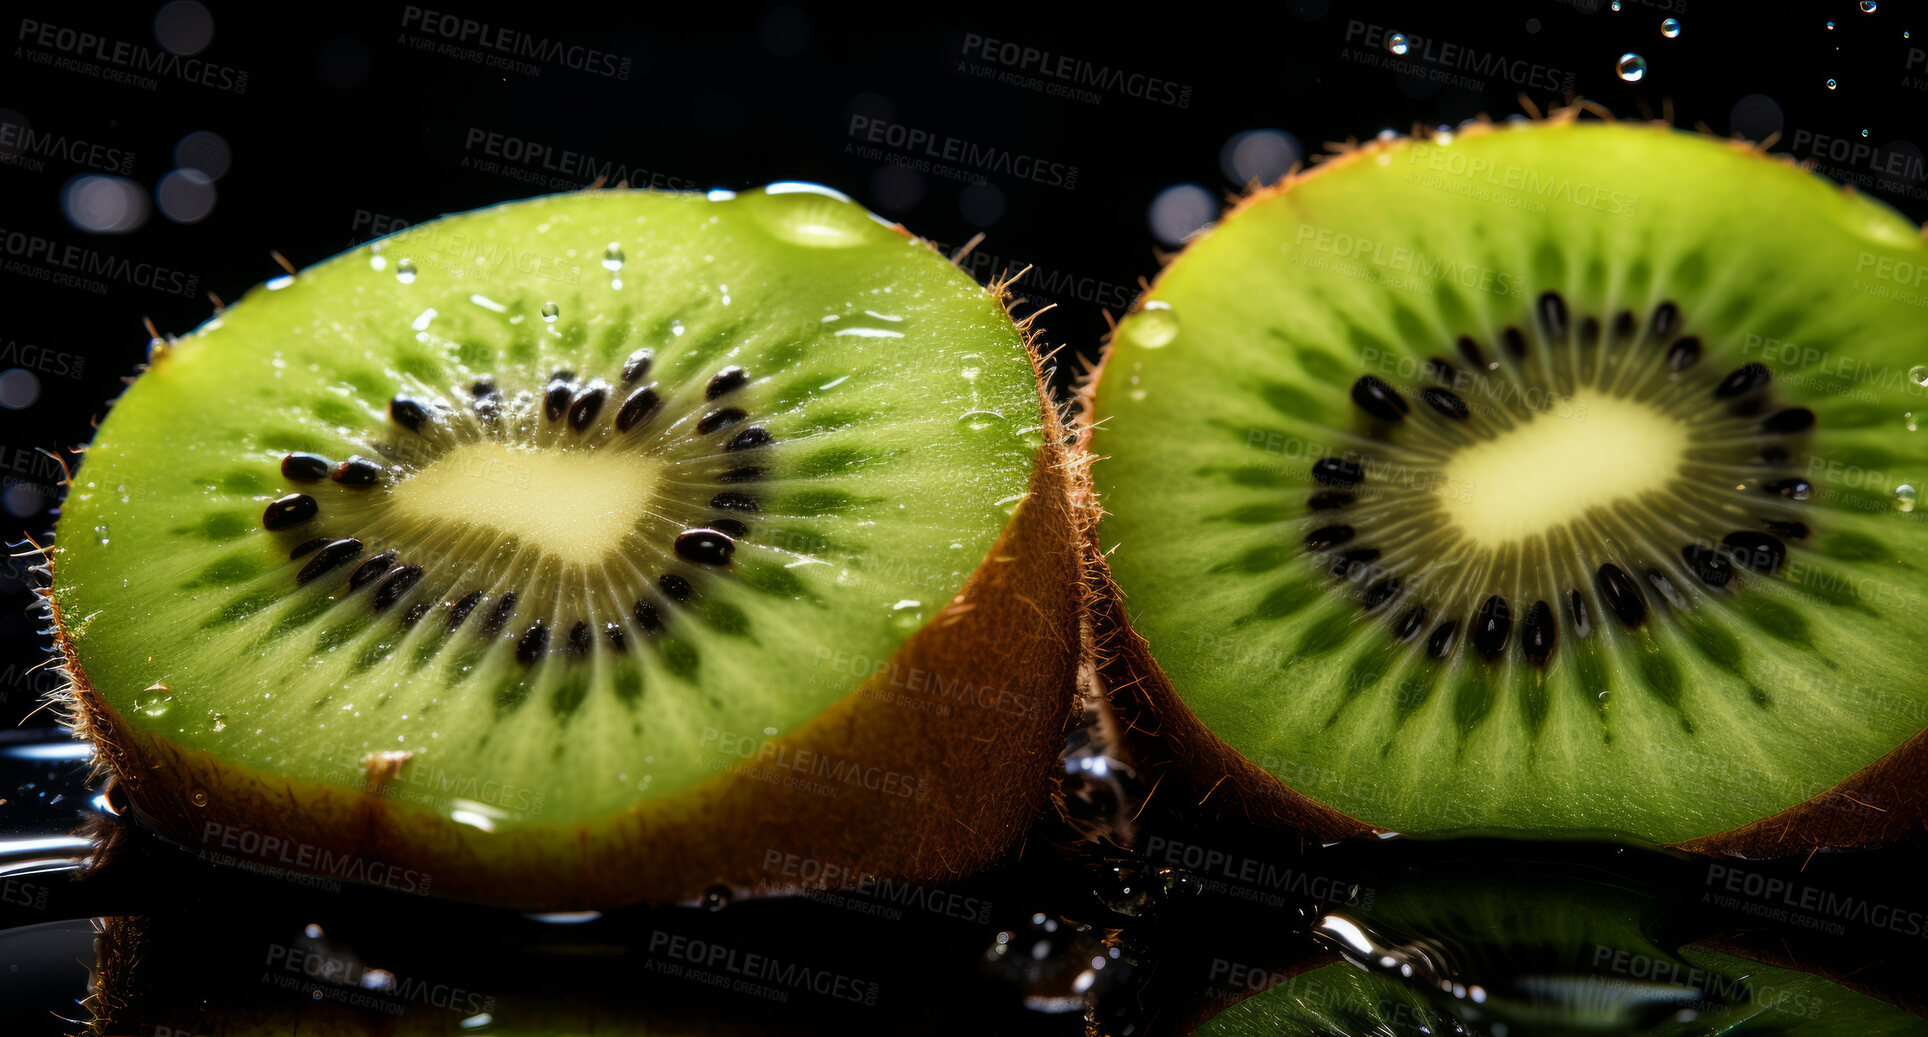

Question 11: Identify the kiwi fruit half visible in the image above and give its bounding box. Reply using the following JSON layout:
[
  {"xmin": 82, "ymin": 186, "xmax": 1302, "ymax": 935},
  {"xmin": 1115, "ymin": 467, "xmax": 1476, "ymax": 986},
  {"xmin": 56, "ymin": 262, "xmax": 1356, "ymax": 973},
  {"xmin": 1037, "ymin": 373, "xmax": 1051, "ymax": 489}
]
[
  {"xmin": 46, "ymin": 184, "xmax": 1080, "ymax": 907},
  {"xmin": 1085, "ymin": 116, "xmax": 1928, "ymax": 850}
]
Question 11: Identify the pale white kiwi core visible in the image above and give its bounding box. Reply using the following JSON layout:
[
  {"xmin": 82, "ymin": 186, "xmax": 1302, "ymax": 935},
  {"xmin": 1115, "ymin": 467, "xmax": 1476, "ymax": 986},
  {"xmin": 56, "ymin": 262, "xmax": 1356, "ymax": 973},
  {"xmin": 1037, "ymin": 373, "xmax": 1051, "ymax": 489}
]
[
  {"xmin": 386, "ymin": 441, "xmax": 660, "ymax": 566},
  {"xmin": 1440, "ymin": 391, "xmax": 1689, "ymax": 546}
]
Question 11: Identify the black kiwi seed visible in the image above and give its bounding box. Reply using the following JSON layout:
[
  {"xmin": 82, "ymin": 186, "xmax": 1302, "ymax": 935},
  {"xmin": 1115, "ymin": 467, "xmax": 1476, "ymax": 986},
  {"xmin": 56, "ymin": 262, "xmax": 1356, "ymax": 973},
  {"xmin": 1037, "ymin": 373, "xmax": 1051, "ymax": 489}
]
[
  {"xmin": 710, "ymin": 491, "xmax": 760, "ymax": 512},
  {"xmin": 674, "ymin": 529, "xmax": 736, "ymax": 566},
  {"xmin": 706, "ymin": 366, "xmax": 750, "ymax": 400},
  {"xmin": 1568, "ymin": 590, "xmax": 1591, "ymax": 638},
  {"xmin": 621, "ymin": 348, "xmax": 654, "ymax": 384},
  {"xmin": 1304, "ymin": 525, "xmax": 1355, "ymax": 551},
  {"xmin": 544, "ymin": 381, "xmax": 574, "ymax": 423},
  {"xmin": 1536, "ymin": 291, "xmax": 1568, "ymax": 340},
  {"xmin": 447, "ymin": 592, "xmax": 483, "ymax": 631},
  {"xmin": 1394, "ymin": 603, "xmax": 1428, "ymax": 642},
  {"xmin": 1502, "ymin": 326, "xmax": 1527, "ymax": 359},
  {"xmin": 1427, "ymin": 620, "xmax": 1459, "ymax": 660},
  {"xmin": 389, "ymin": 396, "xmax": 431, "ymax": 432},
  {"xmin": 1763, "ymin": 478, "xmax": 1813, "ymax": 501},
  {"xmin": 1521, "ymin": 600, "xmax": 1555, "ymax": 666},
  {"xmin": 372, "ymin": 565, "xmax": 423, "ymax": 611},
  {"xmin": 1363, "ymin": 578, "xmax": 1401, "ymax": 612},
  {"xmin": 290, "ymin": 537, "xmax": 330, "ymax": 560},
  {"xmin": 1456, "ymin": 335, "xmax": 1485, "ymax": 369},
  {"xmin": 566, "ymin": 621, "xmax": 592, "ymax": 657},
  {"xmin": 1350, "ymin": 375, "xmax": 1409, "ymax": 423},
  {"xmin": 659, "ymin": 574, "xmax": 693, "ymax": 601},
  {"xmin": 1665, "ymin": 337, "xmax": 1702, "ymax": 371},
  {"xmin": 1473, "ymin": 595, "xmax": 1511, "ymax": 659},
  {"xmin": 604, "ymin": 622, "xmax": 628, "ymax": 651},
  {"xmin": 710, "ymin": 518, "xmax": 749, "ymax": 539},
  {"xmin": 633, "ymin": 600, "xmax": 662, "ymax": 630},
  {"xmin": 718, "ymin": 467, "xmax": 764, "ymax": 484},
  {"xmin": 1425, "ymin": 356, "xmax": 1458, "ymax": 383},
  {"xmin": 1307, "ymin": 491, "xmax": 1353, "ymax": 510},
  {"xmin": 331, "ymin": 457, "xmax": 384, "ymax": 485},
  {"xmin": 1761, "ymin": 408, "xmax": 1816, "ymax": 434},
  {"xmin": 1612, "ymin": 310, "xmax": 1636, "ymax": 341},
  {"xmin": 697, "ymin": 409, "xmax": 748, "ymax": 434},
  {"xmin": 1722, "ymin": 531, "xmax": 1786, "ymax": 574},
  {"xmin": 568, "ymin": 382, "xmax": 609, "ymax": 431},
  {"xmin": 1311, "ymin": 458, "xmax": 1365, "ymax": 487},
  {"xmin": 262, "ymin": 494, "xmax": 318, "ymax": 530},
  {"xmin": 471, "ymin": 379, "xmax": 498, "ymax": 398},
  {"xmin": 1651, "ymin": 300, "xmax": 1680, "ymax": 337},
  {"xmin": 1764, "ymin": 520, "xmax": 1809, "ymax": 540},
  {"xmin": 281, "ymin": 453, "xmax": 331, "ymax": 482},
  {"xmin": 296, "ymin": 538, "xmax": 363, "ymax": 584},
  {"xmin": 615, "ymin": 385, "xmax": 661, "ymax": 432},
  {"xmin": 725, "ymin": 427, "xmax": 773, "ymax": 452},
  {"xmin": 482, "ymin": 593, "xmax": 518, "ymax": 636},
  {"xmin": 516, "ymin": 623, "xmax": 548, "ymax": 664},
  {"xmin": 349, "ymin": 551, "xmax": 396, "ymax": 589},
  {"xmin": 1713, "ymin": 362, "xmax": 1772, "ymax": 399},
  {"xmin": 1681, "ymin": 543, "xmax": 1734, "ymax": 588},
  {"xmin": 1421, "ymin": 387, "xmax": 1470, "ymax": 420},
  {"xmin": 1596, "ymin": 563, "xmax": 1646, "ymax": 629}
]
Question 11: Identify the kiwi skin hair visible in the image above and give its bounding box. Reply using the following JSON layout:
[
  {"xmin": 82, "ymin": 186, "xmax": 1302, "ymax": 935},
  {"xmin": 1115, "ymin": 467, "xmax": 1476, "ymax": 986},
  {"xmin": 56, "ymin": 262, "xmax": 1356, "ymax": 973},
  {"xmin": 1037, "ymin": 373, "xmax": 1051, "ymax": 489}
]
[
  {"xmin": 44, "ymin": 190, "xmax": 1086, "ymax": 909},
  {"xmin": 1077, "ymin": 111, "xmax": 1928, "ymax": 859}
]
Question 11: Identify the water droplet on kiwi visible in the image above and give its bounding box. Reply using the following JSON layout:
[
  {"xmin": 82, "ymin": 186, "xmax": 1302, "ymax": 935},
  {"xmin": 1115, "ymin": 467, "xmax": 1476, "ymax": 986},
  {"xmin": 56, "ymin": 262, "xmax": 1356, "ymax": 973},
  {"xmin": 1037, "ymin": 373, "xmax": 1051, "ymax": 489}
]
[
  {"xmin": 1126, "ymin": 301, "xmax": 1179, "ymax": 349},
  {"xmin": 601, "ymin": 243, "xmax": 625, "ymax": 271},
  {"xmin": 540, "ymin": 301, "xmax": 559, "ymax": 322},
  {"xmin": 267, "ymin": 275, "xmax": 294, "ymax": 291},
  {"xmin": 957, "ymin": 410, "xmax": 1006, "ymax": 434},
  {"xmin": 889, "ymin": 601, "xmax": 924, "ymax": 634},
  {"xmin": 395, "ymin": 259, "xmax": 417, "ymax": 284},
  {"xmin": 1906, "ymin": 411, "xmax": 1918, "ymax": 432},
  {"xmin": 1911, "ymin": 365, "xmax": 1928, "ymax": 388},
  {"xmin": 960, "ymin": 365, "xmax": 981, "ymax": 381},
  {"xmin": 1661, "ymin": 18, "xmax": 1681, "ymax": 38},
  {"xmin": 1896, "ymin": 484, "xmax": 1918, "ymax": 512},
  {"xmin": 755, "ymin": 183, "xmax": 874, "ymax": 248},
  {"xmin": 94, "ymin": 524, "xmax": 109, "ymax": 546},
  {"xmin": 138, "ymin": 688, "xmax": 172, "ymax": 718},
  {"xmin": 1019, "ymin": 426, "xmax": 1046, "ymax": 451},
  {"xmin": 369, "ymin": 254, "xmax": 387, "ymax": 272},
  {"xmin": 208, "ymin": 710, "xmax": 227, "ymax": 733},
  {"xmin": 706, "ymin": 188, "xmax": 737, "ymax": 201},
  {"xmin": 1616, "ymin": 53, "xmax": 1647, "ymax": 82},
  {"xmin": 1386, "ymin": 32, "xmax": 1410, "ymax": 55}
]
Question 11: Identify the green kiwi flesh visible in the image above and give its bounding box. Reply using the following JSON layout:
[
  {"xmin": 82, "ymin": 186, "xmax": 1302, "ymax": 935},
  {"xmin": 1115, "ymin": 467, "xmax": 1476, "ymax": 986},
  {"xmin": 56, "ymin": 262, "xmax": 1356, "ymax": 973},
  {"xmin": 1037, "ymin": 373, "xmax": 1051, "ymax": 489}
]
[
  {"xmin": 1089, "ymin": 119, "xmax": 1928, "ymax": 847},
  {"xmin": 51, "ymin": 185, "xmax": 1078, "ymax": 905}
]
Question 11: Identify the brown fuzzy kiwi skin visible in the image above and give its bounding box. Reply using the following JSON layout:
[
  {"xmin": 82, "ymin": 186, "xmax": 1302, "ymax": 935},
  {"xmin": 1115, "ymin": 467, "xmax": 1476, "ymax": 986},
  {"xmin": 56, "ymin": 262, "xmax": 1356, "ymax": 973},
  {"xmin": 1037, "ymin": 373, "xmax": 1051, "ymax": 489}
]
[
  {"xmin": 44, "ymin": 263, "xmax": 1085, "ymax": 911},
  {"xmin": 1072, "ymin": 109, "xmax": 1928, "ymax": 860}
]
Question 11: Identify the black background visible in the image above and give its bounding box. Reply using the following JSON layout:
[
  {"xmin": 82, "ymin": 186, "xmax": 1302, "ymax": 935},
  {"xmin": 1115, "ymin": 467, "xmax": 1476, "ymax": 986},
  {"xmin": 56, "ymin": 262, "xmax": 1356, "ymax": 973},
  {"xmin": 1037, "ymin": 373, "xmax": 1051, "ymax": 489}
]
[{"xmin": 1, "ymin": 2, "xmax": 1926, "ymax": 1033}]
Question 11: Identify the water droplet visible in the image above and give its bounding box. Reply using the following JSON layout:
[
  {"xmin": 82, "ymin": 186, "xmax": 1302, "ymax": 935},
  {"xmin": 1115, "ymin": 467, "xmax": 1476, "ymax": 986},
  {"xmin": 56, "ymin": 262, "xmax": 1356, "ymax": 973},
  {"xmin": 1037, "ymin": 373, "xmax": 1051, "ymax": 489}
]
[
  {"xmin": 1125, "ymin": 301, "xmax": 1179, "ymax": 349},
  {"xmin": 1019, "ymin": 427, "xmax": 1046, "ymax": 451},
  {"xmin": 1827, "ymin": 21, "xmax": 1836, "ymax": 29},
  {"xmin": 1386, "ymin": 32, "xmax": 1410, "ymax": 55},
  {"xmin": 540, "ymin": 301, "xmax": 559, "ymax": 322},
  {"xmin": 191, "ymin": 790, "xmax": 208, "ymax": 807},
  {"xmin": 209, "ymin": 711, "xmax": 227, "ymax": 733},
  {"xmin": 1827, "ymin": 78, "xmax": 1839, "ymax": 90},
  {"xmin": 1905, "ymin": 411, "xmax": 1917, "ymax": 432},
  {"xmin": 1616, "ymin": 53, "xmax": 1647, "ymax": 82},
  {"xmin": 753, "ymin": 183, "xmax": 876, "ymax": 248},
  {"xmin": 960, "ymin": 365, "xmax": 981, "ymax": 381},
  {"xmin": 1862, "ymin": 1, "xmax": 1877, "ymax": 12},
  {"xmin": 138, "ymin": 693, "xmax": 172, "ymax": 718},
  {"xmin": 94, "ymin": 524, "xmax": 110, "ymax": 546},
  {"xmin": 1895, "ymin": 484, "xmax": 1917, "ymax": 513},
  {"xmin": 957, "ymin": 410, "xmax": 1006, "ymax": 434},
  {"xmin": 395, "ymin": 258, "xmax": 417, "ymax": 285},
  {"xmin": 1661, "ymin": 18, "xmax": 1681, "ymax": 38},
  {"xmin": 889, "ymin": 601, "xmax": 924, "ymax": 634},
  {"xmin": 1862, "ymin": 128, "xmax": 1872, "ymax": 137},
  {"xmin": 369, "ymin": 254, "xmax": 387, "ymax": 272},
  {"xmin": 706, "ymin": 188, "xmax": 736, "ymax": 202},
  {"xmin": 1611, "ymin": 0, "xmax": 1621, "ymax": 10},
  {"xmin": 1910, "ymin": 365, "xmax": 1928, "ymax": 387},
  {"xmin": 601, "ymin": 243, "xmax": 625, "ymax": 271},
  {"xmin": 702, "ymin": 884, "xmax": 732, "ymax": 911}
]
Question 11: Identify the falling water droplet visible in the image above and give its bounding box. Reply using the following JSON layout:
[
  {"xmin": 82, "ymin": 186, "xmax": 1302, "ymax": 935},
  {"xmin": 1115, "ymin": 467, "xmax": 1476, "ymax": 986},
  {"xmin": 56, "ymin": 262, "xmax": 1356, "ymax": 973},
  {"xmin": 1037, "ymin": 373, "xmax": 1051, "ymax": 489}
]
[
  {"xmin": 1386, "ymin": 32, "xmax": 1410, "ymax": 55},
  {"xmin": 1616, "ymin": 53, "xmax": 1647, "ymax": 82},
  {"xmin": 1611, "ymin": 0, "xmax": 1621, "ymax": 9},
  {"xmin": 1827, "ymin": 21, "xmax": 1836, "ymax": 29},
  {"xmin": 1126, "ymin": 301, "xmax": 1179, "ymax": 349},
  {"xmin": 702, "ymin": 884, "xmax": 732, "ymax": 911},
  {"xmin": 1827, "ymin": 78, "xmax": 1839, "ymax": 90},
  {"xmin": 601, "ymin": 243, "xmax": 625, "ymax": 271},
  {"xmin": 1862, "ymin": 1, "xmax": 1878, "ymax": 12},
  {"xmin": 395, "ymin": 259, "xmax": 417, "ymax": 285},
  {"xmin": 1661, "ymin": 18, "xmax": 1681, "ymax": 38},
  {"xmin": 1895, "ymin": 484, "xmax": 1918, "ymax": 513},
  {"xmin": 540, "ymin": 301, "xmax": 559, "ymax": 322},
  {"xmin": 1862, "ymin": 128, "xmax": 1872, "ymax": 137}
]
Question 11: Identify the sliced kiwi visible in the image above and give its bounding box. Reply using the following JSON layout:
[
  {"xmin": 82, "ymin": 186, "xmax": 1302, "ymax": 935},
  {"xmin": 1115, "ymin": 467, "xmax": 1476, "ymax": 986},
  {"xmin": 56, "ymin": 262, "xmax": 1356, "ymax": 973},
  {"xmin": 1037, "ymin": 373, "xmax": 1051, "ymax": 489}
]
[
  {"xmin": 1086, "ymin": 117, "xmax": 1928, "ymax": 850},
  {"xmin": 49, "ymin": 185, "xmax": 1081, "ymax": 907}
]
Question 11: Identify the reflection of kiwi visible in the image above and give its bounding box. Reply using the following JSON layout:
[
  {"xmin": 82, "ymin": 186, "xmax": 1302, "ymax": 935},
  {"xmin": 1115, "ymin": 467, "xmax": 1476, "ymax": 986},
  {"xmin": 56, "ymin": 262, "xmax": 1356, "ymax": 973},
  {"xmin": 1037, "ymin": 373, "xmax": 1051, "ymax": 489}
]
[
  {"xmin": 1083, "ymin": 117, "xmax": 1928, "ymax": 851},
  {"xmin": 1195, "ymin": 864, "xmax": 1924, "ymax": 1035},
  {"xmin": 46, "ymin": 185, "xmax": 1080, "ymax": 907}
]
